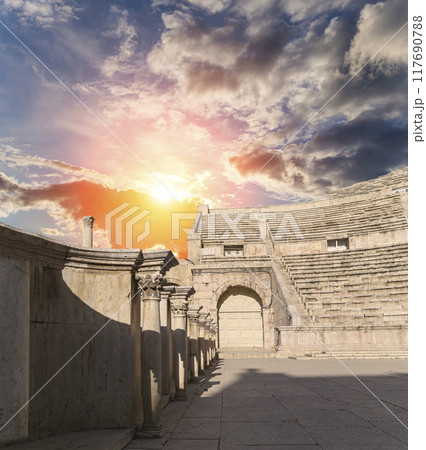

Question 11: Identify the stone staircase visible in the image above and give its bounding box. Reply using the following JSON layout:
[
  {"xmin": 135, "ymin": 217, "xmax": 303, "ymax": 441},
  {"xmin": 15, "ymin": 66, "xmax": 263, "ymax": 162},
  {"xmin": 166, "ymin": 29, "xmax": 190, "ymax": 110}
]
[{"xmin": 281, "ymin": 244, "xmax": 408, "ymax": 326}]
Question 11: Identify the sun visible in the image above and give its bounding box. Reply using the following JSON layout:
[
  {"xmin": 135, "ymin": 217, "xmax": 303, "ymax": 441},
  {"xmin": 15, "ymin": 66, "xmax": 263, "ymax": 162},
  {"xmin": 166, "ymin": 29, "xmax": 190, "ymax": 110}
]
[{"xmin": 150, "ymin": 184, "xmax": 174, "ymax": 202}]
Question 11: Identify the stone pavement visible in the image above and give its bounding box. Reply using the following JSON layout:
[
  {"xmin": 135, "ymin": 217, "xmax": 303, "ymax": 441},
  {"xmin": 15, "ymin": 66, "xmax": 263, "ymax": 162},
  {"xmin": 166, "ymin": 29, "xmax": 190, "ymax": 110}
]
[
  {"xmin": 126, "ymin": 358, "xmax": 408, "ymax": 449},
  {"xmin": 3, "ymin": 428, "xmax": 135, "ymax": 449}
]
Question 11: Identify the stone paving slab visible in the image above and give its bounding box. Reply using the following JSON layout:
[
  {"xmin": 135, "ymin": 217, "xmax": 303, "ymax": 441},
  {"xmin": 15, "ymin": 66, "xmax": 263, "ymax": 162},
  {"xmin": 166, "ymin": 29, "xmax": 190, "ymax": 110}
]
[
  {"xmin": 125, "ymin": 358, "xmax": 408, "ymax": 449},
  {"xmin": 4, "ymin": 428, "xmax": 135, "ymax": 450},
  {"xmin": 221, "ymin": 421, "xmax": 316, "ymax": 446},
  {"xmin": 304, "ymin": 425, "xmax": 405, "ymax": 449}
]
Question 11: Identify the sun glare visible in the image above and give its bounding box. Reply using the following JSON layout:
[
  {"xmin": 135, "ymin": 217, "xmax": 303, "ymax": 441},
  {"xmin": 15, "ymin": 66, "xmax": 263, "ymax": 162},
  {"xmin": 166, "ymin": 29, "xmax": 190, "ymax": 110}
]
[{"xmin": 151, "ymin": 184, "xmax": 174, "ymax": 201}]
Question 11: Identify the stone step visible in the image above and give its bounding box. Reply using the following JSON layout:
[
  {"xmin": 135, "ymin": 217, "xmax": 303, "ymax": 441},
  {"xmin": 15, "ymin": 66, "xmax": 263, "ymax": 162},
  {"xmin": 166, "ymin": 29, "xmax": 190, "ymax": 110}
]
[
  {"xmin": 284, "ymin": 245, "xmax": 407, "ymax": 260},
  {"xmin": 287, "ymin": 259, "xmax": 408, "ymax": 271},
  {"xmin": 292, "ymin": 350, "xmax": 408, "ymax": 360},
  {"xmin": 285, "ymin": 256, "xmax": 408, "ymax": 270},
  {"xmin": 217, "ymin": 348, "xmax": 277, "ymax": 359},
  {"xmin": 293, "ymin": 275, "xmax": 408, "ymax": 288},
  {"xmin": 299, "ymin": 286, "xmax": 407, "ymax": 296}
]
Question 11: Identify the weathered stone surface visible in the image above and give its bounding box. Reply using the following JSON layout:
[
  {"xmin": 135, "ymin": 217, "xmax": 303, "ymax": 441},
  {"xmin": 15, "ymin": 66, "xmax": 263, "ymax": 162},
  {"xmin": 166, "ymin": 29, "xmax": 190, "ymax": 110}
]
[
  {"xmin": 179, "ymin": 168, "xmax": 408, "ymax": 357},
  {"xmin": 0, "ymin": 224, "xmax": 179, "ymax": 445}
]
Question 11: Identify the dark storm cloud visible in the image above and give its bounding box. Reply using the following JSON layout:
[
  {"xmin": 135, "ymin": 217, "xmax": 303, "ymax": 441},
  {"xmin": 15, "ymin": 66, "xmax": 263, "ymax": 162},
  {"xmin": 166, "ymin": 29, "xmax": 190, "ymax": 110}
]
[{"xmin": 308, "ymin": 112, "xmax": 407, "ymax": 184}]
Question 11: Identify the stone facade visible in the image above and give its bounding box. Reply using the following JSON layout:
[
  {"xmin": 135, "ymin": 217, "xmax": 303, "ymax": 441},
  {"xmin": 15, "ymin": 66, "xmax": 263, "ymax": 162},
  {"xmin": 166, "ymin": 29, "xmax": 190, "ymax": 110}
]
[{"xmin": 170, "ymin": 167, "xmax": 408, "ymax": 357}]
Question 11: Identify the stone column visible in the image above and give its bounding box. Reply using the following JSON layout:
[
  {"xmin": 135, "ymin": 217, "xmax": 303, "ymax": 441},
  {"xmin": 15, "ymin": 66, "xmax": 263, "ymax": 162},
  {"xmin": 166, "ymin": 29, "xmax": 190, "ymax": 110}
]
[
  {"xmin": 170, "ymin": 287, "xmax": 194, "ymax": 400},
  {"xmin": 208, "ymin": 322, "xmax": 215, "ymax": 363},
  {"xmin": 198, "ymin": 312, "xmax": 210, "ymax": 370},
  {"xmin": 197, "ymin": 314, "xmax": 206, "ymax": 375},
  {"xmin": 205, "ymin": 318, "xmax": 214, "ymax": 367},
  {"xmin": 205, "ymin": 322, "xmax": 211, "ymax": 366},
  {"xmin": 160, "ymin": 286, "xmax": 175, "ymax": 401},
  {"xmin": 187, "ymin": 306, "xmax": 203, "ymax": 383},
  {"xmin": 82, "ymin": 216, "xmax": 94, "ymax": 248},
  {"xmin": 138, "ymin": 274, "xmax": 165, "ymax": 437},
  {"xmin": 212, "ymin": 325, "xmax": 218, "ymax": 360}
]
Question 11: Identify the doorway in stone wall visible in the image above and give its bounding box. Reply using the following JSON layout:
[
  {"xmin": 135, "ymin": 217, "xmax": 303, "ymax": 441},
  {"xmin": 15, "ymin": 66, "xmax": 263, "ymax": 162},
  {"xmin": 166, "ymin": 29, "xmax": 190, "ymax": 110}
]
[{"xmin": 218, "ymin": 286, "xmax": 263, "ymax": 348}]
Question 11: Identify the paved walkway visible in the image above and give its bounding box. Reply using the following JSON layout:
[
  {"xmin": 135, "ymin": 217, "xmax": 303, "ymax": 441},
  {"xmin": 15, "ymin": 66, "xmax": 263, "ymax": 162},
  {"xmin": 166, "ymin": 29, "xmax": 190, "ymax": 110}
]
[{"xmin": 126, "ymin": 358, "xmax": 408, "ymax": 449}]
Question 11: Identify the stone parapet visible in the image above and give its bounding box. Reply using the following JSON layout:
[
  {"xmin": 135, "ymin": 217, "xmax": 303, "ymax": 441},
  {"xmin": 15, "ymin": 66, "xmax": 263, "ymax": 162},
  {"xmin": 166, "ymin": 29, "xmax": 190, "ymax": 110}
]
[{"xmin": 276, "ymin": 324, "xmax": 408, "ymax": 358}]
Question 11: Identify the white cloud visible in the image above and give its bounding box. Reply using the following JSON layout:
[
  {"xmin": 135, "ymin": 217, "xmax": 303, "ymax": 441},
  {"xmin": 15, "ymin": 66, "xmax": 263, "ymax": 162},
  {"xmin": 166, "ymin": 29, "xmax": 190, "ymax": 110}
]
[
  {"xmin": 345, "ymin": 0, "xmax": 407, "ymax": 75},
  {"xmin": 0, "ymin": 143, "xmax": 114, "ymax": 187},
  {"xmin": 0, "ymin": 0, "xmax": 78, "ymax": 27},
  {"xmin": 101, "ymin": 9, "xmax": 138, "ymax": 78}
]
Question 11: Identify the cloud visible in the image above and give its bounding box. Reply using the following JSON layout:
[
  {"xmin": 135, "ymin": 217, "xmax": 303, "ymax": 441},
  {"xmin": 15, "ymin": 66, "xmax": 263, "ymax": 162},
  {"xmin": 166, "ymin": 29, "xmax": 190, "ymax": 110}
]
[
  {"xmin": 154, "ymin": 0, "xmax": 232, "ymax": 14},
  {"xmin": 0, "ymin": 0, "xmax": 408, "ymax": 214},
  {"xmin": 232, "ymin": 0, "xmax": 353, "ymax": 23},
  {"xmin": 345, "ymin": 0, "xmax": 408, "ymax": 75},
  {"xmin": 0, "ymin": 169, "xmax": 200, "ymax": 257},
  {"xmin": 0, "ymin": 0, "xmax": 78, "ymax": 27},
  {"xmin": 101, "ymin": 8, "xmax": 138, "ymax": 78},
  {"xmin": 0, "ymin": 143, "xmax": 114, "ymax": 186}
]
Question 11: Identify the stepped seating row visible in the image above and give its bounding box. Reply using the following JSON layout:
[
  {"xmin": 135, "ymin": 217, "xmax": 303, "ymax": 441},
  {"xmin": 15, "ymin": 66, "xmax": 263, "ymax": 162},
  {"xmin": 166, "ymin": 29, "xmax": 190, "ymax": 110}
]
[
  {"xmin": 198, "ymin": 194, "xmax": 406, "ymax": 243},
  {"xmin": 282, "ymin": 245, "xmax": 408, "ymax": 326},
  {"xmin": 267, "ymin": 195, "xmax": 406, "ymax": 242},
  {"xmin": 329, "ymin": 167, "xmax": 408, "ymax": 198},
  {"xmin": 198, "ymin": 215, "xmax": 264, "ymax": 242},
  {"xmin": 200, "ymin": 255, "xmax": 271, "ymax": 264}
]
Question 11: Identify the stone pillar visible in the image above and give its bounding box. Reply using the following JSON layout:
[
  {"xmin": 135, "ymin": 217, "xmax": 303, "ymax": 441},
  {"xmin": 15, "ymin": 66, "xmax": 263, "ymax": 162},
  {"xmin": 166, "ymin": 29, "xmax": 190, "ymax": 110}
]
[
  {"xmin": 160, "ymin": 286, "xmax": 175, "ymax": 401},
  {"xmin": 197, "ymin": 315, "xmax": 206, "ymax": 375},
  {"xmin": 205, "ymin": 318, "xmax": 214, "ymax": 367},
  {"xmin": 199, "ymin": 312, "xmax": 210, "ymax": 370},
  {"xmin": 187, "ymin": 306, "xmax": 203, "ymax": 382},
  {"xmin": 170, "ymin": 287, "xmax": 194, "ymax": 400},
  {"xmin": 138, "ymin": 274, "xmax": 165, "ymax": 437},
  {"xmin": 82, "ymin": 216, "xmax": 94, "ymax": 247},
  {"xmin": 212, "ymin": 325, "xmax": 218, "ymax": 360},
  {"xmin": 208, "ymin": 322, "xmax": 215, "ymax": 363}
]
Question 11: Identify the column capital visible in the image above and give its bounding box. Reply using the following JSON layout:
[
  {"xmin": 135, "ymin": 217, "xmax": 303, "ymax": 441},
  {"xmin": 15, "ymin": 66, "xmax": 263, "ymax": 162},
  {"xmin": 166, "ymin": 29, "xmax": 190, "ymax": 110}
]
[
  {"xmin": 170, "ymin": 299, "xmax": 188, "ymax": 317},
  {"xmin": 198, "ymin": 312, "xmax": 210, "ymax": 325},
  {"xmin": 136, "ymin": 274, "xmax": 166, "ymax": 299},
  {"xmin": 83, "ymin": 215, "xmax": 95, "ymax": 227},
  {"xmin": 187, "ymin": 305, "xmax": 203, "ymax": 323}
]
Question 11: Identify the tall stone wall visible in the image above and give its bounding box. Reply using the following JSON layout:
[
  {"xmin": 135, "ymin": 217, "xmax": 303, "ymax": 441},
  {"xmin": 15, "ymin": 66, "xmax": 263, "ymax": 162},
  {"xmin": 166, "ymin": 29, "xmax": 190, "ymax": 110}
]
[
  {"xmin": 0, "ymin": 223, "xmax": 178, "ymax": 446},
  {"xmin": 28, "ymin": 264, "xmax": 134, "ymax": 437},
  {"xmin": 0, "ymin": 255, "xmax": 30, "ymax": 444}
]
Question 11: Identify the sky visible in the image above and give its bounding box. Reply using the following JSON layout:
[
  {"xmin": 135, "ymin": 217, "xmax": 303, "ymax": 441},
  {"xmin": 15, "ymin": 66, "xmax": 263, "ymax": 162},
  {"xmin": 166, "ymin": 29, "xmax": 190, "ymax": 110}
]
[{"xmin": 0, "ymin": 0, "xmax": 408, "ymax": 257}]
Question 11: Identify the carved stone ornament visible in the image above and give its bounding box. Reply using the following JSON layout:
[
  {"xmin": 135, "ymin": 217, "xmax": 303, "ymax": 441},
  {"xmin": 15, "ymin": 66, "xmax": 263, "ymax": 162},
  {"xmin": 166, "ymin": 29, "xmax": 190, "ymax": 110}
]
[
  {"xmin": 187, "ymin": 312, "xmax": 200, "ymax": 324},
  {"xmin": 136, "ymin": 274, "xmax": 166, "ymax": 298},
  {"xmin": 170, "ymin": 300, "xmax": 189, "ymax": 317},
  {"xmin": 82, "ymin": 216, "xmax": 95, "ymax": 227}
]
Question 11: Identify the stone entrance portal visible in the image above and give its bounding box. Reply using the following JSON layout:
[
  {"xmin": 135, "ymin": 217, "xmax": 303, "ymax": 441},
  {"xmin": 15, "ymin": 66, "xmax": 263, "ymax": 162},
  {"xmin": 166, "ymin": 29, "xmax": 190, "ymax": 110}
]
[{"xmin": 218, "ymin": 287, "xmax": 263, "ymax": 348}]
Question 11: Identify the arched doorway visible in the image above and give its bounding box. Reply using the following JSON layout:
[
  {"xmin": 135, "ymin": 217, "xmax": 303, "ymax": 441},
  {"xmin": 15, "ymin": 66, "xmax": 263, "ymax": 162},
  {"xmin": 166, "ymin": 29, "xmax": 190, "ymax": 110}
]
[{"xmin": 218, "ymin": 286, "xmax": 263, "ymax": 348}]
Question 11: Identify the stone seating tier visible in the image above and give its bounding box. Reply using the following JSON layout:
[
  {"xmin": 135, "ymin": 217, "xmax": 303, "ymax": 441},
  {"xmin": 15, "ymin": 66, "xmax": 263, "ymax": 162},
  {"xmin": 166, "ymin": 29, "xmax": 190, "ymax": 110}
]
[
  {"xmin": 198, "ymin": 194, "xmax": 406, "ymax": 243},
  {"xmin": 328, "ymin": 167, "xmax": 407, "ymax": 198},
  {"xmin": 281, "ymin": 244, "xmax": 408, "ymax": 326},
  {"xmin": 266, "ymin": 195, "xmax": 406, "ymax": 242}
]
